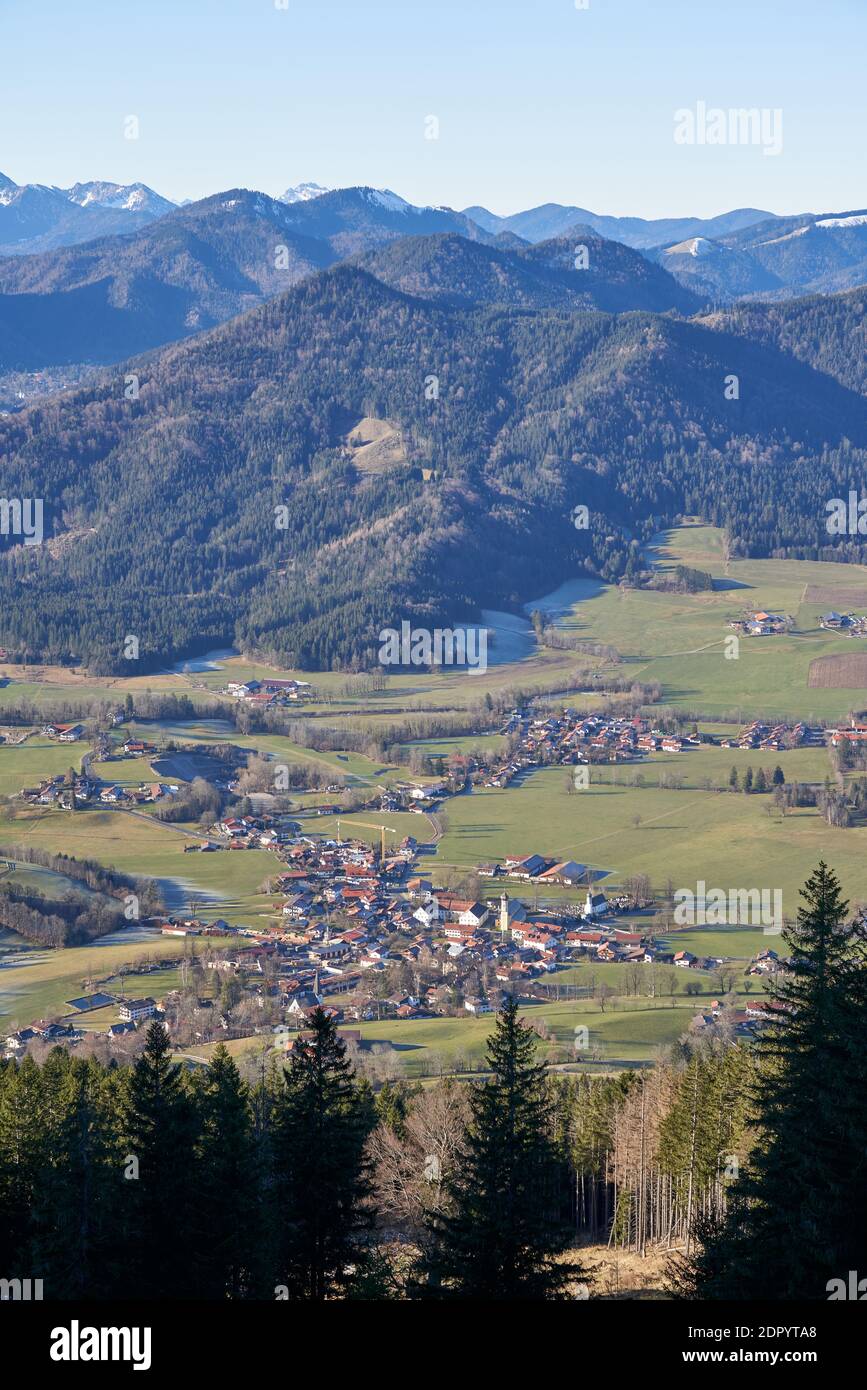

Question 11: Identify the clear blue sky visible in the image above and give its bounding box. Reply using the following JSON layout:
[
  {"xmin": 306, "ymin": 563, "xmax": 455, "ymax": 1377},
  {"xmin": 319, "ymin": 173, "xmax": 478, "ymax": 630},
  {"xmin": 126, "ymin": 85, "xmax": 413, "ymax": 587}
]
[{"xmin": 1, "ymin": 0, "xmax": 864, "ymax": 217}]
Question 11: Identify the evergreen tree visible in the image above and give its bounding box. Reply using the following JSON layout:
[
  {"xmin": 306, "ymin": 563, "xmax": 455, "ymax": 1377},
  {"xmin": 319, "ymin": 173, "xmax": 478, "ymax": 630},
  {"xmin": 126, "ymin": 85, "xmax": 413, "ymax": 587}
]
[
  {"xmin": 122, "ymin": 1022, "xmax": 199, "ymax": 1298},
  {"xmin": 271, "ymin": 1008, "xmax": 374, "ymax": 1299},
  {"xmin": 30, "ymin": 1052, "xmax": 126, "ymax": 1300},
  {"xmin": 754, "ymin": 767, "xmax": 767, "ymax": 793},
  {"xmin": 729, "ymin": 766, "xmax": 739, "ymax": 791},
  {"xmin": 772, "ymin": 765, "xmax": 785, "ymax": 786},
  {"xmin": 0, "ymin": 1055, "xmax": 47, "ymax": 1279},
  {"xmin": 674, "ymin": 863, "xmax": 867, "ymax": 1299},
  {"xmin": 423, "ymin": 998, "xmax": 580, "ymax": 1299},
  {"xmin": 191, "ymin": 1044, "xmax": 257, "ymax": 1299},
  {"xmin": 743, "ymin": 766, "xmax": 754, "ymax": 793}
]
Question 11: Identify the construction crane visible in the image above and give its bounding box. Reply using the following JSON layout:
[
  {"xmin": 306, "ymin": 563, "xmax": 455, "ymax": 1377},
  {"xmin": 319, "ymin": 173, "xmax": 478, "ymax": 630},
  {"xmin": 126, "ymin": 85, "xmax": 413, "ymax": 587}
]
[{"xmin": 337, "ymin": 820, "xmax": 398, "ymax": 862}]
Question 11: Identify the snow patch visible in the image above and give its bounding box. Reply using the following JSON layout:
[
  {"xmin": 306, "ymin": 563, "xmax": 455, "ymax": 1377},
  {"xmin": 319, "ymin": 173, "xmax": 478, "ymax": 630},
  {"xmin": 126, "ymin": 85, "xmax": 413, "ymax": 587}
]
[
  {"xmin": 363, "ymin": 188, "xmax": 412, "ymax": 213},
  {"xmin": 665, "ymin": 236, "xmax": 718, "ymax": 258},
  {"xmin": 815, "ymin": 214, "xmax": 867, "ymax": 229},
  {"xmin": 754, "ymin": 225, "xmax": 811, "ymax": 246}
]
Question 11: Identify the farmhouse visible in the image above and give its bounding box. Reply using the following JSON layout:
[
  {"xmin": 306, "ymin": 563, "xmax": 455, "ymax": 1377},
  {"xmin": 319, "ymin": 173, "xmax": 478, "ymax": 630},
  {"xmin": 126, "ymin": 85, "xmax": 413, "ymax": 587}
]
[{"xmin": 537, "ymin": 860, "xmax": 588, "ymax": 886}]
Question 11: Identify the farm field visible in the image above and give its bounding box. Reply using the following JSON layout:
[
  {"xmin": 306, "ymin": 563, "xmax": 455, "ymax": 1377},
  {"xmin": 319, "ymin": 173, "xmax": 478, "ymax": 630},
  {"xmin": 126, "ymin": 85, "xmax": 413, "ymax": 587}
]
[
  {"xmin": 351, "ymin": 997, "xmax": 700, "ymax": 1074},
  {"xmin": 0, "ymin": 805, "xmax": 278, "ymax": 923},
  {"xmin": 549, "ymin": 955, "xmax": 765, "ymax": 991},
  {"xmin": 0, "ymin": 931, "xmax": 233, "ymax": 1032},
  {"xmin": 422, "ymin": 765, "xmax": 867, "ymax": 918},
  {"xmin": 0, "ymin": 737, "xmax": 84, "ymax": 797},
  {"xmin": 539, "ymin": 525, "xmax": 867, "ymax": 720},
  {"xmin": 582, "ymin": 741, "xmax": 831, "ymax": 790},
  {"xmin": 121, "ymin": 721, "xmax": 421, "ymax": 788},
  {"xmin": 808, "ymin": 653, "xmax": 867, "ymax": 688}
]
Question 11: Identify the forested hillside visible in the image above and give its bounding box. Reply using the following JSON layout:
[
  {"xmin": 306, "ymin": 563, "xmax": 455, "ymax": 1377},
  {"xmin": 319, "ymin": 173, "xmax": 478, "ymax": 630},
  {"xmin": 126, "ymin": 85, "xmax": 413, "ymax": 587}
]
[
  {"xmin": 704, "ymin": 287, "xmax": 867, "ymax": 397},
  {"xmin": 0, "ymin": 190, "xmax": 336, "ymax": 369},
  {"xmin": 1, "ymin": 259, "xmax": 866, "ymax": 673}
]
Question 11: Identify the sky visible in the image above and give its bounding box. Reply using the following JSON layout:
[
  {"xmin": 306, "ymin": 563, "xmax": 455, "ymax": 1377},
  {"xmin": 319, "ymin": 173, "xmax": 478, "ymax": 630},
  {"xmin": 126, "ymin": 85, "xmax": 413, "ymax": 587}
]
[{"xmin": 1, "ymin": 0, "xmax": 864, "ymax": 218}]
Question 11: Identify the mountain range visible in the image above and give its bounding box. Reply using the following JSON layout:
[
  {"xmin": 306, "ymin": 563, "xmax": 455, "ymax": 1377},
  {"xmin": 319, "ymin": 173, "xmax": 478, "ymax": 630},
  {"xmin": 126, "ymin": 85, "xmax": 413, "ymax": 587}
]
[
  {"xmin": 1, "ymin": 175, "xmax": 865, "ymax": 405},
  {"xmin": 0, "ymin": 172, "xmax": 175, "ymax": 254},
  {"xmin": 1, "ymin": 245, "xmax": 865, "ymax": 673},
  {"xmin": 0, "ymin": 190, "xmax": 698, "ymax": 375},
  {"xmin": 461, "ymin": 202, "xmax": 776, "ymax": 249},
  {"xmin": 655, "ymin": 209, "xmax": 867, "ymax": 302}
]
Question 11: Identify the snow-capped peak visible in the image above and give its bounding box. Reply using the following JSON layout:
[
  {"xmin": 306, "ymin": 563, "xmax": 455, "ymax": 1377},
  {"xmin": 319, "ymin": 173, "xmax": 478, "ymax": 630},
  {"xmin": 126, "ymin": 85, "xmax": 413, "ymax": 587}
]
[
  {"xmin": 279, "ymin": 181, "xmax": 331, "ymax": 204},
  {"xmin": 65, "ymin": 181, "xmax": 174, "ymax": 213}
]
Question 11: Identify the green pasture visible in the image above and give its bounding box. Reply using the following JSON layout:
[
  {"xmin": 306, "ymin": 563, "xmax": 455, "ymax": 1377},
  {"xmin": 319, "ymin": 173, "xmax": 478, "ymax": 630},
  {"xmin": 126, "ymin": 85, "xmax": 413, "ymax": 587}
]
[{"xmin": 422, "ymin": 765, "xmax": 867, "ymax": 916}]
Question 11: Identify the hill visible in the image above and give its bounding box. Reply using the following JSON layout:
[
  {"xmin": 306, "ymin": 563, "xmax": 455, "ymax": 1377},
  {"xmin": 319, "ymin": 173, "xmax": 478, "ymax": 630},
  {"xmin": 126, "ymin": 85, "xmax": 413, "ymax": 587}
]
[
  {"xmin": 0, "ymin": 190, "xmax": 336, "ymax": 369},
  {"xmin": 354, "ymin": 232, "xmax": 702, "ymax": 314},
  {"xmin": 276, "ymin": 186, "xmax": 497, "ymax": 257},
  {"xmin": 461, "ymin": 201, "xmax": 777, "ymax": 249},
  {"xmin": 1, "ymin": 261, "xmax": 865, "ymax": 673},
  {"xmin": 700, "ymin": 286, "xmax": 867, "ymax": 397}
]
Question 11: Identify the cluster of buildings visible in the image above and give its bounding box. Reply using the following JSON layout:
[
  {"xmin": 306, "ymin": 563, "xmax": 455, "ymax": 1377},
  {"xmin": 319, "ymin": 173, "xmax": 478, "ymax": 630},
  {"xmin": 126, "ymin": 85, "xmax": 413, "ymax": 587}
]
[
  {"xmin": 520, "ymin": 712, "xmax": 695, "ymax": 762},
  {"xmin": 829, "ymin": 719, "xmax": 867, "ymax": 748},
  {"xmin": 729, "ymin": 611, "xmax": 790, "ymax": 636},
  {"xmin": 20, "ymin": 770, "xmax": 96, "ymax": 807},
  {"xmin": 41, "ymin": 721, "xmax": 85, "ymax": 742},
  {"xmin": 224, "ymin": 677, "xmax": 312, "ymax": 708},
  {"xmin": 692, "ymin": 996, "xmax": 788, "ymax": 1039},
  {"xmin": 819, "ymin": 611, "xmax": 867, "ymax": 633},
  {"xmin": 20, "ymin": 770, "xmax": 174, "ymax": 808},
  {"xmin": 3, "ymin": 996, "xmax": 158, "ymax": 1057},
  {"xmin": 720, "ymin": 719, "xmax": 822, "ymax": 751}
]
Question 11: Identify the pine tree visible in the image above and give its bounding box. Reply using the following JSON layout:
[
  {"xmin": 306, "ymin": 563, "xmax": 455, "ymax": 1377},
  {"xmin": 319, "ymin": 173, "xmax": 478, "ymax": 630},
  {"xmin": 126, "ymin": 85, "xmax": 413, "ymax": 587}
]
[
  {"xmin": 423, "ymin": 998, "xmax": 581, "ymax": 1299},
  {"xmin": 191, "ymin": 1043, "xmax": 257, "ymax": 1299},
  {"xmin": 743, "ymin": 766, "xmax": 753, "ymax": 793},
  {"xmin": 754, "ymin": 767, "xmax": 767, "ymax": 793},
  {"xmin": 271, "ymin": 1008, "xmax": 374, "ymax": 1299},
  {"xmin": 30, "ymin": 1052, "xmax": 125, "ymax": 1299},
  {"xmin": 122, "ymin": 1021, "xmax": 199, "ymax": 1298},
  {"xmin": 0, "ymin": 1055, "xmax": 47, "ymax": 1280},
  {"xmin": 729, "ymin": 766, "xmax": 739, "ymax": 791},
  {"xmin": 674, "ymin": 862, "xmax": 867, "ymax": 1298},
  {"xmin": 772, "ymin": 765, "xmax": 785, "ymax": 786}
]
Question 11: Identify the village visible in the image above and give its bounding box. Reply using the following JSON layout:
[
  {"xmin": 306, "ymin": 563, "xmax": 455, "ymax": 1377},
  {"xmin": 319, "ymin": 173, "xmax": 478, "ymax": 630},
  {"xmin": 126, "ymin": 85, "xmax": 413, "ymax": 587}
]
[
  {"xmin": 4, "ymin": 696, "xmax": 861, "ymax": 1065},
  {"xmin": 3, "ymin": 807, "xmax": 788, "ymax": 1061}
]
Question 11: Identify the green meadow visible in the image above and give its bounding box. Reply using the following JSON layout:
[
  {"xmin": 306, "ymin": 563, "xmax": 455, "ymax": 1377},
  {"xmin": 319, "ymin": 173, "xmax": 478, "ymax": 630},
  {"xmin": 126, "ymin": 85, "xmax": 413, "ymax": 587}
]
[
  {"xmin": 353, "ymin": 998, "xmax": 700, "ymax": 1074},
  {"xmin": 0, "ymin": 805, "xmax": 278, "ymax": 924},
  {"xmin": 0, "ymin": 932, "xmax": 234, "ymax": 1032},
  {"xmin": 0, "ymin": 737, "xmax": 83, "ymax": 797},
  {"xmin": 422, "ymin": 765, "xmax": 867, "ymax": 918},
  {"xmin": 541, "ymin": 524, "xmax": 867, "ymax": 721}
]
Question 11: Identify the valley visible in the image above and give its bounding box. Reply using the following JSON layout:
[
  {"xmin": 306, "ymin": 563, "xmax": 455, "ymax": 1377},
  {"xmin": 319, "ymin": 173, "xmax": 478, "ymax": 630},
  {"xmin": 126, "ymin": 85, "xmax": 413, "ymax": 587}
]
[{"xmin": 3, "ymin": 524, "xmax": 867, "ymax": 1078}]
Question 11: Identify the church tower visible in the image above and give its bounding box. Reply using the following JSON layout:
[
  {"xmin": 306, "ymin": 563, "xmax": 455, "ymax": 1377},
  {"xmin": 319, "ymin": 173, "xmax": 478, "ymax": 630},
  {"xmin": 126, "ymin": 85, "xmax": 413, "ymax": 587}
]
[{"xmin": 499, "ymin": 891, "xmax": 510, "ymax": 933}]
